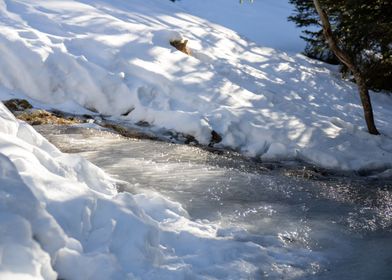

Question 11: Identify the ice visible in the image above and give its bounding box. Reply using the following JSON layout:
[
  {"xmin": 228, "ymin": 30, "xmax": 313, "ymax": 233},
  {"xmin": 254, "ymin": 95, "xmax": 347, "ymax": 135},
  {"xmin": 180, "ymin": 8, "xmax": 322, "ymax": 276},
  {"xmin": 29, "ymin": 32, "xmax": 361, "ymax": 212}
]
[
  {"xmin": 0, "ymin": 0, "xmax": 391, "ymax": 171},
  {"xmin": 37, "ymin": 124, "xmax": 392, "ymax": 280},
  {"xmin": 1, "ymin": 100, "xmax": 324, "ymax": 279}
]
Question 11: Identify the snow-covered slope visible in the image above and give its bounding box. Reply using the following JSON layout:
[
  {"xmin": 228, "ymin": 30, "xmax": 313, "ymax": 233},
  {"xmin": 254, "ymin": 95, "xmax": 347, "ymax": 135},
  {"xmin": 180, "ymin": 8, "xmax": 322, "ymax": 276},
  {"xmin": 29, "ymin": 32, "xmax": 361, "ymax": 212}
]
[
  {"xmin": 0, "ymin": 0, "xmax": 391, "ymax": 172},
  {"xmin": 176, "ymin": 0, "xmax": 305, "ymax": 53}
]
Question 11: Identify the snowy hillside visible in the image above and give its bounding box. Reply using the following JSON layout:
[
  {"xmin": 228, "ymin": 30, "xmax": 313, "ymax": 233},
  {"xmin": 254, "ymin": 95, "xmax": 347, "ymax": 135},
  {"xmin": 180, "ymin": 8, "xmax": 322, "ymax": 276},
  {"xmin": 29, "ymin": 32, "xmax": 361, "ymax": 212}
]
[
  {"xmin": 0, "ymin": 0, "xmax": 392, "ymax": 172},
  {"xmin": 176, "ymin": 0, "xmax": 306, "ymax": 53}
]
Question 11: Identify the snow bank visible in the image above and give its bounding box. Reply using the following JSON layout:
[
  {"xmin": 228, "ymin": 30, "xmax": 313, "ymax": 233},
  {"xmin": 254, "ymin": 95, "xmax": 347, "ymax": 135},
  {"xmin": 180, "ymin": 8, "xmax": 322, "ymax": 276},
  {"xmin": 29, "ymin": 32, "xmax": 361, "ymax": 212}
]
[{"xmin": 0, "ymin": 0, "xmax": 392, "ymax": 172}]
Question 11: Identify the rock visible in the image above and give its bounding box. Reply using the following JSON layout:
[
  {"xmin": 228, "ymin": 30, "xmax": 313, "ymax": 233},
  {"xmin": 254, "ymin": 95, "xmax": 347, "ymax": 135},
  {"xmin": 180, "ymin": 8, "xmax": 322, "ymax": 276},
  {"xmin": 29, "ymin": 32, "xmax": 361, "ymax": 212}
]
[
  {"xmin": 209, "ymin": 130, "xmax": 222, "ymax": 146},
  {"xmin": 135, "ymin": 120, "xmax": 150, "ymax": 127},
  {"xmin": 3, "ymin": 99, "xmax": 33, "ymax": 112},
  {"xmin": 102, "ymin": 122, "xmax": 157, "ymax": 140},
  {"xmin": 121, "ymin": 108, "xmax": 134, "ymax": 116},
  {"xmin": 184, "ymin": 134, "xmax": 198, "ymax": 145}
]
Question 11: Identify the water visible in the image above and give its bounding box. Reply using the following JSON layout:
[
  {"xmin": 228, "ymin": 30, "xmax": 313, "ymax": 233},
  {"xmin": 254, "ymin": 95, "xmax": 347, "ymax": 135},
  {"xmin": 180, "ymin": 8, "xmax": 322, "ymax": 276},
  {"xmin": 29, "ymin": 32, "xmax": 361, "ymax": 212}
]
[{"xmin": 37, "ymin": 124, "xmax": 392, "ymax": 279}]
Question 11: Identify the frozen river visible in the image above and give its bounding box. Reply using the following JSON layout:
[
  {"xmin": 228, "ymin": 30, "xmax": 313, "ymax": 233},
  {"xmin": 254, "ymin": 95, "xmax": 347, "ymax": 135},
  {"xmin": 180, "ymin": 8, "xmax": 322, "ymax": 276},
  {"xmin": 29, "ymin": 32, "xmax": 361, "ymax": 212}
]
[{"xmin": 37, "ymin": 124, "xmax": 392, "ymax": 280}]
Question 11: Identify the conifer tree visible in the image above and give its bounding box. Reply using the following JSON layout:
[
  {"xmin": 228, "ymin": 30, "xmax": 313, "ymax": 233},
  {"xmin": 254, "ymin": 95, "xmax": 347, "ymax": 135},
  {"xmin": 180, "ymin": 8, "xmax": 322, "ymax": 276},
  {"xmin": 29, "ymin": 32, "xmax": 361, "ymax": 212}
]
[
  {"xmin": 289, "ymin": 0, "xmax": 392, "ymax": 92},
  {"xmin": 312, "ymin": 0, "xmax": 379, "ymax": 135}
]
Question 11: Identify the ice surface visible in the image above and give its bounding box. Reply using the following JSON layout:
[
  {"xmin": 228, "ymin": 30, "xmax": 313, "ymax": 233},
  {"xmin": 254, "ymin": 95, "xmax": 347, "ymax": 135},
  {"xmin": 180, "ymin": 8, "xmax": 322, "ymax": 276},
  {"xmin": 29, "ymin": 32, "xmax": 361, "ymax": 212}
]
[
  {"xmin": 0, "ymin": 104, "xmax": 272, "ymax": 279},
  {"xmin": 0, "ymin": 0, "xmax": 391, "ymax": 171},
  {"xmin": 38, "ymin": 124, "xmax": 392, "ymax": 280}
]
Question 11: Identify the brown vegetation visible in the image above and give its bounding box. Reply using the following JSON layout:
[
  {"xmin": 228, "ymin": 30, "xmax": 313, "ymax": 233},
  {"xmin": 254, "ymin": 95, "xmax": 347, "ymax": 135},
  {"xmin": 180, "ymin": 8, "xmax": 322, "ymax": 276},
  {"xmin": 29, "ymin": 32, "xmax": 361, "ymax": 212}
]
[
  {"xmin": 170, "ymin": 39, "xmax": 191, "ymax": 55},
  {"xmin": 16, "ymin": 110, "xmax": 81, "ymax": 125}
]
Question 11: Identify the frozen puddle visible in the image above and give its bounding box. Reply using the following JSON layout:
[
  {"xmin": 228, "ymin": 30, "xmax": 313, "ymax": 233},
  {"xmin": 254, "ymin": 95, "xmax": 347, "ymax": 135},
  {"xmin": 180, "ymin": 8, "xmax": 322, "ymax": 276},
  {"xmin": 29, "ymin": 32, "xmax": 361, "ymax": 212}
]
[{"xmin": 37, "ymin": 124, "xmax": 392, "ymax": 279}]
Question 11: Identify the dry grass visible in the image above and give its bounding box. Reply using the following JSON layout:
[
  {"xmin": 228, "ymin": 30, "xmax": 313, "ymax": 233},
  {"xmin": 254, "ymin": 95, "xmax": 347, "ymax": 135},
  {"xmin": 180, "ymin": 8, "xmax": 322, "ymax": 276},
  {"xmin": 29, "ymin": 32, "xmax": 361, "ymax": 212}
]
[{"xmin": 16, "ymin": 110, "xmax": 81, "ymax": 125}]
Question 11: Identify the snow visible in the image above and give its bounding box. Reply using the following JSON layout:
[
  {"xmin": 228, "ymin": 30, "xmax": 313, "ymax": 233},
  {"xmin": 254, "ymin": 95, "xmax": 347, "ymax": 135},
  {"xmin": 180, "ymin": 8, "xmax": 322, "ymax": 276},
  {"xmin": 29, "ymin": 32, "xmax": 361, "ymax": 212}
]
[
  {"xmin": 0, "ymin": 0, "xmax": 392, "ymax": 172},
  {"xmin": 0, "ymin": 0, "xmax": 391, "ymax": 278},
  {"xmin": 176, "ymin": 0, "xmax": 306, "ymax": 53}
]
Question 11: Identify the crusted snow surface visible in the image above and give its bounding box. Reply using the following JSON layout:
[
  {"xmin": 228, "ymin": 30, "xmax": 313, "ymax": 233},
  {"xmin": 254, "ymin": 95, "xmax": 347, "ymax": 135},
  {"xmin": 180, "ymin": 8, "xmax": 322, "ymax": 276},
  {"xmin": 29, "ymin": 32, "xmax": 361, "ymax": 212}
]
[
  {"xmin": 176, "ymin": 0, "xmax": 306, "ymax": 53},
  {"xmin": 0, "ymin": 0, "xmax": 392, "ymax": 172}
]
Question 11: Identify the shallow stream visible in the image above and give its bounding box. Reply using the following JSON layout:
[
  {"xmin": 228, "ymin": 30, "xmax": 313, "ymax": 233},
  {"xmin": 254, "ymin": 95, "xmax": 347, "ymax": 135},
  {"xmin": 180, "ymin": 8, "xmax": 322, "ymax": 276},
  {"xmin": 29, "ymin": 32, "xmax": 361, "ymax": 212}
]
[{"xmin": 37, "ymin": 124, "xmax": 392, "ymax": 280}]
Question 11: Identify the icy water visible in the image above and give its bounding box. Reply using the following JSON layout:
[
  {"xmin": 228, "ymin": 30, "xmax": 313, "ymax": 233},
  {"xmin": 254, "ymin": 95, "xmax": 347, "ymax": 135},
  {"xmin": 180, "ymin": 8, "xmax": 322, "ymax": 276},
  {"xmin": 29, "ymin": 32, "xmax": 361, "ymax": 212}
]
[{"xmin": 37, "ymin": 125, "xmax": 392, "ymax": 280}]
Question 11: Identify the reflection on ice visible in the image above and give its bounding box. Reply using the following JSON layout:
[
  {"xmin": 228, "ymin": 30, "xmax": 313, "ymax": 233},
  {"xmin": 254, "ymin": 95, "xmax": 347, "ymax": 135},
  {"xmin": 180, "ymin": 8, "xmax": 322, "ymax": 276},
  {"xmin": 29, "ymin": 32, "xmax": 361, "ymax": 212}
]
[{"xmin": 37, "ymin": 124, "xmax": 392, "ymax": 280}]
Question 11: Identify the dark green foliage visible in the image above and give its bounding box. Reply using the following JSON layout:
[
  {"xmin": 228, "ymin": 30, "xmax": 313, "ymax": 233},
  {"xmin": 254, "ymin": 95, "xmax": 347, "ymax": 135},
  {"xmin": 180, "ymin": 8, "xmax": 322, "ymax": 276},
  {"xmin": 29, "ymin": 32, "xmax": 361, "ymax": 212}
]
[{"xmin": 289, "ymin": 0, "xmax": 392, "ymax": 91}]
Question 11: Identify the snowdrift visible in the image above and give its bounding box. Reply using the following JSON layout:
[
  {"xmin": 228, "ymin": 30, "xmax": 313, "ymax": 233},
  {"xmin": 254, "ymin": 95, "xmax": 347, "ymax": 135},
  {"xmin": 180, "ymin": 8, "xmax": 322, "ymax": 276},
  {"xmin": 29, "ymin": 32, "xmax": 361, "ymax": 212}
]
[{"xmin": 0, "ymin": 0, "xmax": 392, "ymax": 171}]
